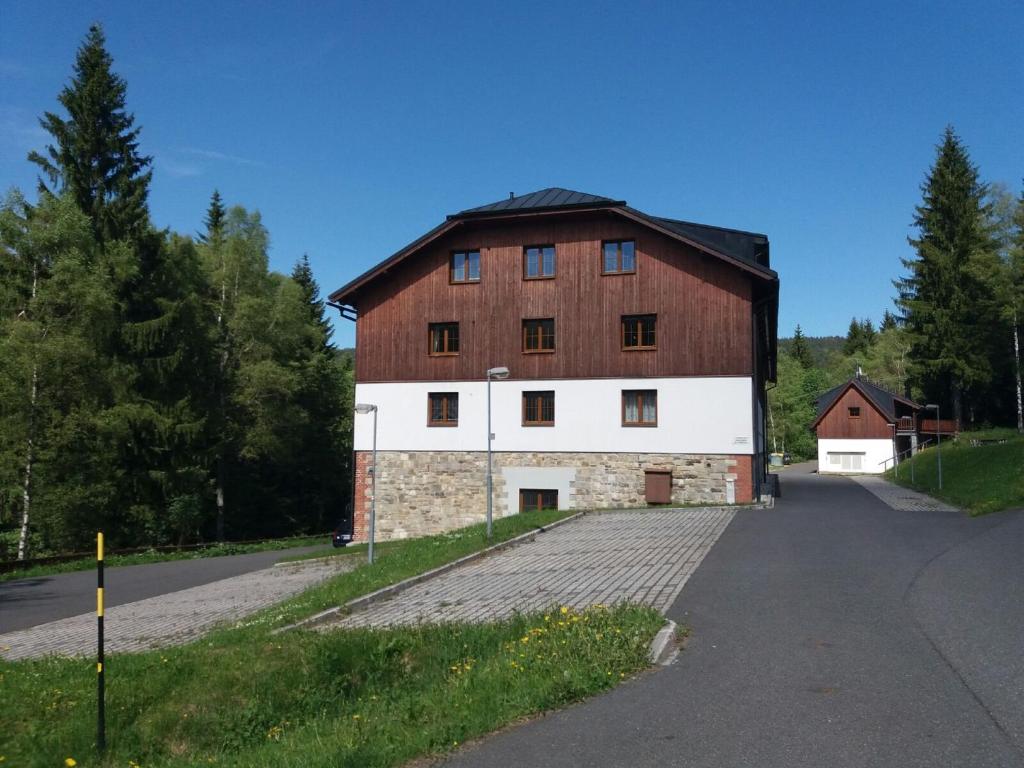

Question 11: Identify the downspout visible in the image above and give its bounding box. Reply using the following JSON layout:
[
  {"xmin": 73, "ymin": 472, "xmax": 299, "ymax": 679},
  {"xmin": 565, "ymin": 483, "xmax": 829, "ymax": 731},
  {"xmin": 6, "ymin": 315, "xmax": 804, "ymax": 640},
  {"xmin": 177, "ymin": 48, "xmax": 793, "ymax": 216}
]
[
  {"xmin": 750, "ymin": 294, "xmax": 774, "ymax": 500},
  {"xmin": 328, "ymin": 301, "xmax": 358, "ymax": 537}
]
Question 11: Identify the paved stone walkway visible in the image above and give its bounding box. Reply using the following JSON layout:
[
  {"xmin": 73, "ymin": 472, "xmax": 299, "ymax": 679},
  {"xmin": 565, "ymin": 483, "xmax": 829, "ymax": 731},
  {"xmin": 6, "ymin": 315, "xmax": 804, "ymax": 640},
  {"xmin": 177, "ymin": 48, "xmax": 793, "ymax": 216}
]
[
  {"xmin": 322, "ymin": 507, "xmax": 735, "ymax": 630},
  {"xmin": 851, "ymin": 475, "xmax": 959, "ymax": 512},
  {"xmin": 0, "ymin": 558, "xmax": 356, "ymax": 661}
]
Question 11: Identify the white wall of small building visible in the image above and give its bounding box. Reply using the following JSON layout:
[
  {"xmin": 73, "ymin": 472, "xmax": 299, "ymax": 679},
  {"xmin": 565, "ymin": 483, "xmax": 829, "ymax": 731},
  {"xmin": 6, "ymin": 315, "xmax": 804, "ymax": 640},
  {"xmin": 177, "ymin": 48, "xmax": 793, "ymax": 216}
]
[
  {"xmin": 817, "ymin": 438, "xmax": 895, "ymax": 474},
  {"xmin": 353, "ymin": 376, "xmax": 754, "ymax": 455}
]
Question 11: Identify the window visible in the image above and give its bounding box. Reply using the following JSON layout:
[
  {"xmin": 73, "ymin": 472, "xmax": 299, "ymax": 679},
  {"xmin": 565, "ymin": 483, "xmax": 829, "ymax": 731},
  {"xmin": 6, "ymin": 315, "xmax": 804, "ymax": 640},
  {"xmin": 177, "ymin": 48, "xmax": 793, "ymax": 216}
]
[
  {"xmin": 522, "ymin": 391, "xmax": 555, "ymax": 425},
  {"xmin": 623, "ymin": 390, "xmax": 657, "ymax": 426},
  {"xmin": 622, "ymin": 314, "xmax": 656, "ymax": 350},
  {"xmin": 449, "ymin": 250, "xmax": 480, "ymax": 283},
  {"xmin": 602, "ymin": 240, "xmax": 636, "ymax": 274},
  {"xmin": 428, "ymin": 393, "xmax": 458, "ymax": 426},
  {"xmin": 520, "ymin": 489, "xmax": 558, "ymax": 512},
  {"xmin": 428, "ymin": 322, "xmax": 459, "ymax": 355},
  {"xmin": 524, "ymin": 245, "xmax": 556, "ymax": 279},
  {"xmin": 827, "ymin": 452, "xmax": 864, "ymax": 471},
  {"xmin": 848, "ymin": 406, "xmax": 861, "ymax": 418},
  {"xmin": 522, "ymin": 318, "xmax": 555, "ymax": 352}
]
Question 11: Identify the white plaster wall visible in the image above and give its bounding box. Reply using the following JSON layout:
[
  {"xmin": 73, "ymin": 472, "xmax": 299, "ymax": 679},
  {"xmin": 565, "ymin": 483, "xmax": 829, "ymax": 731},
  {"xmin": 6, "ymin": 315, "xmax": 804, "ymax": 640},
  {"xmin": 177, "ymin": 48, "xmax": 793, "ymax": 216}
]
[
  {"xmin": 353, "ymin": 377, "xmax": 754, "ymax": 455},
  {"xmin": 500, "ymin": 466, "xmax": 577, "ymax": 513},
  {"xmin": 817, "ymin": 438, "xmax": 894, "ymax": 474}
]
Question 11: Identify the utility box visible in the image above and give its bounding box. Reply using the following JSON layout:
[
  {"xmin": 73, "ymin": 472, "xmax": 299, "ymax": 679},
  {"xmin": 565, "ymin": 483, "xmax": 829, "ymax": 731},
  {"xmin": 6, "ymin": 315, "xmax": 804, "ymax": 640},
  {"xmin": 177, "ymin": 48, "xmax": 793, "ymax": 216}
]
[{"xmin": 644, "ymin": 470, "xmax": 673, "ymax": 504}]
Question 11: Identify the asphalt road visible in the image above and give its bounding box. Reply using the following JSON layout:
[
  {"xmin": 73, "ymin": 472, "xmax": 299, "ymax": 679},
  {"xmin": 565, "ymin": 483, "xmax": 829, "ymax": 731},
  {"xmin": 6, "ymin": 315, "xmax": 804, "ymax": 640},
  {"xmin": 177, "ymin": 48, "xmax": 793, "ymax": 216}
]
[
  {"xmin": 0, "ymin": 544, "xmax": 326, "ymax": 633},
  {"xmin": 446, "ymin": 467, "xmax": 1024, "ymax": 767}
]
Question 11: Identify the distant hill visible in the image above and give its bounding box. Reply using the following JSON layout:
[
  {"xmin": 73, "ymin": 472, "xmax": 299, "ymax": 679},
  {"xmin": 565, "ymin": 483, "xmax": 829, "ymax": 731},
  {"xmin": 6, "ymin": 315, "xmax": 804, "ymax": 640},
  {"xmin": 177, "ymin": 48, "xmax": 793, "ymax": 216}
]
[{"xmin": 779, "ymin": 335, "xmax": 844, "ymax": 367}]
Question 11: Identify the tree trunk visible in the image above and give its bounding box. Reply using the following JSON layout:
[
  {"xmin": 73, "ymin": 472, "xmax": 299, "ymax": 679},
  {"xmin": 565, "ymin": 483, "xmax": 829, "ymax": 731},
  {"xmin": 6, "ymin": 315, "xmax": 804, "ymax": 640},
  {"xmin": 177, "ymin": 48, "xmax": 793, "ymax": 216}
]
[
  {"xmin": 951, "ymin": 380, "xmax": 963, "ymax": 429},
  {"xmin": 1014, "ymin": 313, "xmax": 1023, "ymax": 433},
  {"xmin": 215, "ymin": 452, "xmax": 226, "ymax": 541},
  {"xmin": 215, "ymin": 261, "xmax": 228, "ymax": 541},
  {"xmin": 16, "ymin": 364, "xmax": 38, "ymax": 560},
  {"xmin": 16, "ymin": 262, "xmax": 40, "ymax": 561}
]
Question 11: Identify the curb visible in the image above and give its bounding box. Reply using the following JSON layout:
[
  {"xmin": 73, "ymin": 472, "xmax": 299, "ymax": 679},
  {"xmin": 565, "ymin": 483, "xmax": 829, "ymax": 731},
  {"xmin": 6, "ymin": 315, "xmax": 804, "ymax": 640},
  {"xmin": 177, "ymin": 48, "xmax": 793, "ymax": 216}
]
[
  {"xmin": 274, "ymin": 511, "xmax": 587, "ymax": 634},
  {"xmin": 274, "ymin": 554, "xmax": 350, "ymax": 569},
  {"xmin": 648, "ymin": 619, "xmax": 678, "ymax": 666}
]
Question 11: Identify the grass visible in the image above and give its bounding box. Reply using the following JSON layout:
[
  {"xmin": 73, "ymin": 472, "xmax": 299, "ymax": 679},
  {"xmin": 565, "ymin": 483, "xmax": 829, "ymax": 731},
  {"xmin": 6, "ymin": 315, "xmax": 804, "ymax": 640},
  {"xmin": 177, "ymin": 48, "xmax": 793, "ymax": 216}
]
[
  {"xmin": 0, "ymin": 535, "xmax": 329, "ymax": 583},
  {"xmin": 0, "ymin": 508, "xmax": 664, "ymax": 767},
  {"xmin": 886, "ymin": 430, "xmax": 1024, "ymax": 515}
]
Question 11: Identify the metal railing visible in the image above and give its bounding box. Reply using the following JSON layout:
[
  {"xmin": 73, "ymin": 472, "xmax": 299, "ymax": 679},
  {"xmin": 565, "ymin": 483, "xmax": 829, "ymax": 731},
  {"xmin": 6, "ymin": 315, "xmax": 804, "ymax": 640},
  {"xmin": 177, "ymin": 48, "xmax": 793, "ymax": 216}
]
[{"xmin": 879, "ymin": 439, "xmax": 935, "ymax": 482}]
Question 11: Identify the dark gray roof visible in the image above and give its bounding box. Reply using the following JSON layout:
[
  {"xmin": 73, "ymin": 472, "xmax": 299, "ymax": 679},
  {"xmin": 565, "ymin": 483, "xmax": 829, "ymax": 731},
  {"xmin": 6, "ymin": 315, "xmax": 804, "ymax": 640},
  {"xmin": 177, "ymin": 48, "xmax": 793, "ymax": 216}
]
[
  {"xmin": 454, "ymin": 188, "xmax": 623, "ymax": 216},
  {"xmin": 646, "ymin": 215, "xmax": 771, "ymax": 270},
  {"xmin": 331, "ymin": 187, "xmax": 778, "ymax": 304},
  {"xmin": 814, "ymin": 377, "xmax": 919, "ymax": 424}
]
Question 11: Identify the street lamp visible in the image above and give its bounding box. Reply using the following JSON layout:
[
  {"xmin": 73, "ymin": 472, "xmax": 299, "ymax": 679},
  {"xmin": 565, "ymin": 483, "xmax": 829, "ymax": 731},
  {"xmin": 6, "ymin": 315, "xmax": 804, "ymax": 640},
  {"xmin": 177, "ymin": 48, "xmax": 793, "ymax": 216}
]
[
  {"xmin": 354, "ymin": 403, "xmax": 378, "ymax": 564},
  {"xmin": 925, "ymin": 403, "xmax": 942, "ymax": 490},
  {"xmin": 485, "ymin": 366, "xmax": 510, "ymax": 538}
]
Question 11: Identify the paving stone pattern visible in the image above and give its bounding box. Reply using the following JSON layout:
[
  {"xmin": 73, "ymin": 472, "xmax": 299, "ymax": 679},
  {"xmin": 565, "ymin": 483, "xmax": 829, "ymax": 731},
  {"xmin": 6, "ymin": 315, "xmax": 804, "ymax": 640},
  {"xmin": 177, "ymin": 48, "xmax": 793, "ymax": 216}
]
[
  {"xmin": 323, "ymin": 507, "xmax": 735, "ymax": 630},
  {"xmin": 0, "ymin": 558, "xmax": 356, "ymax": 661},
  {"xmin": 851, "ymin": 475, "xmax": 959, "ymax": 512}
]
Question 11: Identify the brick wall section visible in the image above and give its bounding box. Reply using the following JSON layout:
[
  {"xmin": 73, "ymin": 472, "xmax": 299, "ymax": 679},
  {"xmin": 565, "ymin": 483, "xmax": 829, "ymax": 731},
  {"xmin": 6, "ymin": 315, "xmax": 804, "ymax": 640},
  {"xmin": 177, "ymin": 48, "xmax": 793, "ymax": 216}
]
[
  {"xmin": 732, "ymin": 454, "xmax": 753, "ymax": 503},
  {"xmin": 353, "ymin": 451, "xmax": 370, "ymax": 543},
  {"xmin": 351, "ymin": 450, "xmax": 754, "ymax": 542}
]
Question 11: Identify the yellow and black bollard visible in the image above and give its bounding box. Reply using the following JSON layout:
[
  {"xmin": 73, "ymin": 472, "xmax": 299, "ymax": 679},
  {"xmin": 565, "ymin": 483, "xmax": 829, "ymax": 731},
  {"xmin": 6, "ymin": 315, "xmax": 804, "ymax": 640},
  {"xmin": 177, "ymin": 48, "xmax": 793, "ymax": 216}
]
[{"xmin": 97, "ymin": 531, "xmax": 105, "ymax": 752}]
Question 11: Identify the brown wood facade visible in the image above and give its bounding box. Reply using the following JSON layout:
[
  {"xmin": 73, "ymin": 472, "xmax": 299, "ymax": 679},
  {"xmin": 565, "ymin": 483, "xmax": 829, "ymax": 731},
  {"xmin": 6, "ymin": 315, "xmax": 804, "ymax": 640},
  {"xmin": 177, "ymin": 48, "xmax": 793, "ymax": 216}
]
[
  {"xmin": 815, "ymin": 386, "xmax": 894, "ymax": 439},
  {"xmin": 350, "ymin": 211, "xmax": 755, "ymax": 383}
]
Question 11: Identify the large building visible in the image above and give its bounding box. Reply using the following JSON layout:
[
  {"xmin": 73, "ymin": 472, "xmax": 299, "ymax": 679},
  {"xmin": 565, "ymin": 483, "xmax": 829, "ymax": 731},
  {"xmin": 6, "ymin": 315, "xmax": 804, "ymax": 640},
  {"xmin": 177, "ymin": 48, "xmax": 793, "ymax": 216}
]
[
  {"xmin": 812, "ymin": 376, "xmax": 921, "ymax": 474},
  {"xmin": 330, "ymin": 188, "xmax": 779, "ymax": 541}
]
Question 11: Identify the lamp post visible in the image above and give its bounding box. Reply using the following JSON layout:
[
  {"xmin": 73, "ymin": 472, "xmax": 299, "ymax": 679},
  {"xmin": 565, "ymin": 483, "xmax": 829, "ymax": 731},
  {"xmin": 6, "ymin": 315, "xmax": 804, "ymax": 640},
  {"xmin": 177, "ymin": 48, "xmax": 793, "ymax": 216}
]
[
  {"xmin": 485, "ymin": 366, "xmax": 510, "ymax": 538},
  {"xmin": 925, "ymin": 403, "xmax": 942, "ymax": 491},
  {"xmin": 354, "ymin": 403, "xmax": 378, "ymax": 564}
]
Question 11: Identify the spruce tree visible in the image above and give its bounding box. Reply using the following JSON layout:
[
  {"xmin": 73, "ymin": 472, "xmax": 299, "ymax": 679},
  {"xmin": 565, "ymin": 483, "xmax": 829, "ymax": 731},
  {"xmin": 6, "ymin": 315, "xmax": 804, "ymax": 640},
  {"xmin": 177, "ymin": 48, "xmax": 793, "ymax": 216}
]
[
  {"xmin": 861, "ymin": 318, "xmax": 877, "ymax": 347},
  {"xmin": 198, "ymin": 190, "xmax": 226, "ymax": 245},
  {"xmin": 896, "ymin": 127, "xmax": 1003, "ymax": 425},
  {"xmin": 843, "ymin": 317, "xmax": 865, "ymax": 357},
  {"xmin": 28, "ymin": 24, "xmax": 152, "ymax": 245},
  {"xmin": 791, "ymin": 324, "xmax": 814, "ymax": 369},
  {"xmin": 880, "ymin": 309, "xmax": 899, "ymax": 332}
]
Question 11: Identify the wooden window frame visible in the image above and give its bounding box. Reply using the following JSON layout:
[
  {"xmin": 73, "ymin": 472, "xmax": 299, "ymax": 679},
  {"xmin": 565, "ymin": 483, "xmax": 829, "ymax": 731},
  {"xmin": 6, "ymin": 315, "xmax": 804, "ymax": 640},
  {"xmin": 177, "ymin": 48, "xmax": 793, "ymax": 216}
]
[
  {"xmin": 520, "ymin": 488, "xmax": 558, "ymax": 512},
  {"xmin": 622, "ymin": 389, "xmax": 658, "ymax": 427},
  {"xmin": 523, "ymin": 244, "xmax": 556, "ymax": 280},
  {"xmin": 601, "ymin": 239, "xmax": 637, "ymax": 275},
  {"xmin": 522, "ymin": 390, "xmax": 555, "ymax": 426},
  {"xmin": 621, "ymin": 314, "xmax": 657, "ymax": 351},
  {"xmin": 522, "ymin": 318, "xmax": 555, "ymax": 354},
  {"xmin": 848, "ymin": 406, "xmax": 861, "ymax": 419},
  {"xmin": 427, "ymin": 392, "xmax": 459, "ymax": 426},
  {"xmin": 449, "ymin": 249, "xmax": 481, "ymax": 284},
  {"xmin": 428, "ymin": 322, "xmax": 460, "ymax": 356}
]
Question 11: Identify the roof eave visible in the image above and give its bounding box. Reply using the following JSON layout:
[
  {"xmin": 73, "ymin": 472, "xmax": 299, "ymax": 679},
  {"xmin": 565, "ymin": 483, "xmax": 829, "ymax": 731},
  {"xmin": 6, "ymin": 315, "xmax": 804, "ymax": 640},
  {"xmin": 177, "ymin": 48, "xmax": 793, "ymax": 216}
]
[{"xmin": 617, "ymin": 207, "xmax": 778, "ymax": 281}]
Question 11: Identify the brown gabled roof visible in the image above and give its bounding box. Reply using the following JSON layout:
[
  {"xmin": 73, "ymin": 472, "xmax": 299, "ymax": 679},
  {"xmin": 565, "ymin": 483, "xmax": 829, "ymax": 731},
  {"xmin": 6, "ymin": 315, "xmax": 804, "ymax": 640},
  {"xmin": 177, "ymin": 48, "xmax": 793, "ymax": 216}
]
[
  {"xmin": 810, "ymin": 377, "xmax": 920, "ymax": 430},
  {"xmin": 328, "ymin": 187, "xmax": 777, "ymax": 305}
]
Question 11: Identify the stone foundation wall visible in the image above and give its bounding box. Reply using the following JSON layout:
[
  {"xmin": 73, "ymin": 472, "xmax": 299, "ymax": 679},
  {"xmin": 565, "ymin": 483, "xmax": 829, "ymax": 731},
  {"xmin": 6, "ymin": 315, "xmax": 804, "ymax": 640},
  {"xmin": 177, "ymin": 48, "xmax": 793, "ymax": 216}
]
[{"xmin": 352, "ymin": 451, "xmax": 754, "ymax": 542}]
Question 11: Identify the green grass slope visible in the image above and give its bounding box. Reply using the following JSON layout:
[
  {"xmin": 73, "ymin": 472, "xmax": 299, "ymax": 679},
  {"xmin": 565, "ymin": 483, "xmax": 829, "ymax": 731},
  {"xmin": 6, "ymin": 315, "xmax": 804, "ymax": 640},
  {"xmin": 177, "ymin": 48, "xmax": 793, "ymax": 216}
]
[{"xmin": 887, "ymin": 432, "xmax": 1024, "ymax": 515}]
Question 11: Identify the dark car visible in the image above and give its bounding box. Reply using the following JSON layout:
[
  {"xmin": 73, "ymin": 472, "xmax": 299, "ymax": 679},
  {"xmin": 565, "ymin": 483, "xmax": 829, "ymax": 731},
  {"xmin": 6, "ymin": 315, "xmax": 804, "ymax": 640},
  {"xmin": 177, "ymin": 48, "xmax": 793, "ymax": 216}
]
[
  {"xmin": 332, "ymin": 524, "xmax": 353, "ymax": 548},
  {"xmin": 332, "ymin": 504, "xmax": 354, "ymax": 547}
]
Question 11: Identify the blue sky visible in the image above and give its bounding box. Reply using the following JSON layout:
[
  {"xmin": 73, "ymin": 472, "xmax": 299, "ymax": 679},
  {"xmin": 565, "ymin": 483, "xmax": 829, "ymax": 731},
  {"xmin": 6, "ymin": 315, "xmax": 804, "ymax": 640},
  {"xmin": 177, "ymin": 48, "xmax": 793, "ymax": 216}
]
[{"xmin": 2, "ymin": 0, "xmax": 1022, "ymax": 348}]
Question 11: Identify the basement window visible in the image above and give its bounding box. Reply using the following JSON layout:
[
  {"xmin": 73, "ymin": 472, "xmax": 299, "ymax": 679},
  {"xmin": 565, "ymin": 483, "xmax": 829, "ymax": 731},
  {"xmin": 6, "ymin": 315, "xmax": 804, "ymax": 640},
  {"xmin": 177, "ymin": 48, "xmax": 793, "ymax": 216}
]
[{"xmin": 520, "ymin": 489, "xmax": 558, "ymax": 512}]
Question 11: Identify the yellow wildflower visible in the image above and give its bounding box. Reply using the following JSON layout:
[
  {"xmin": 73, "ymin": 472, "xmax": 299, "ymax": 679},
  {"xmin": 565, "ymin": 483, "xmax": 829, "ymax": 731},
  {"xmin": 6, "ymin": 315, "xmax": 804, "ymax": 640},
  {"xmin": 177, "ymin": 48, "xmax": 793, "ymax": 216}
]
[
  {"xmin": 65, "ymin": 760, "xmax": 77, "ymax": 768},
  {"xmin": 560, "ymin": 606, "xmax": 569, "ymax": 615}
]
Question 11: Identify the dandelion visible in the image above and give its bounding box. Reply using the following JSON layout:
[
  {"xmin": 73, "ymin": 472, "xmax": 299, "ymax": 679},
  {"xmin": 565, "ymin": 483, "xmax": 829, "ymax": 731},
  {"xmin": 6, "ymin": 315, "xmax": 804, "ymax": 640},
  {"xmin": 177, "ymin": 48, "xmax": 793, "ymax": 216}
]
[
  {"xmin": 65, "ymin": 760, "xmax": 77, "ymax": 767},
  {"xmin": 560, "ymin": 606, "xmax": 569, "ymax": 615}
]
